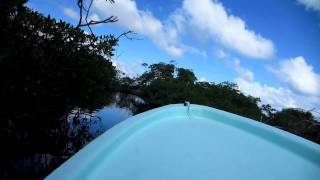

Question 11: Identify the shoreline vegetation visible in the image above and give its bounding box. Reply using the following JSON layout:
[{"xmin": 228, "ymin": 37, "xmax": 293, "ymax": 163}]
[{"xmin": 0, "ymin": 1, "xmax": 319, "ymax": 179}]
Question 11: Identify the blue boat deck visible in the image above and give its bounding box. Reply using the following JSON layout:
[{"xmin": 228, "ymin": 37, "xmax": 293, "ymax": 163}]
[{"xmin": 46, "ymin": 104, "xmax": 320, "ymax": 180}]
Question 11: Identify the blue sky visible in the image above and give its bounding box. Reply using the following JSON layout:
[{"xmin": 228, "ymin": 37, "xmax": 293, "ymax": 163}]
[{"xmin": 27, "ymin": 0, "xmax": 320, "ymax": 111}]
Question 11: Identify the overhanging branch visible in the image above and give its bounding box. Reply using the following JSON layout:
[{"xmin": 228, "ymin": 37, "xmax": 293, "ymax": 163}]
[{"xmin": 76, "ymin": 0, "xmax": 117, "ymax": 34}]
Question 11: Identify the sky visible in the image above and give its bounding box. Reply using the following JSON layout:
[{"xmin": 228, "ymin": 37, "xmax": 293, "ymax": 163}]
[{"xmin": 27, "ymin": 0, "xmax": 320, "ymax": 112}]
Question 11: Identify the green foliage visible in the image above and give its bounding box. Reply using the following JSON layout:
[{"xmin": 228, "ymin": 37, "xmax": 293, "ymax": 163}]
[
  {"xmin": 265, "ymin": 108, "xmax": 320, "ymax": 144},
  {"xmin": 0, "ymin": 1, "xmax": 121, "ymax": 179},
  {"xmin": 0, "ymin": 3, "xmax": 118, "ymax": 177},
  {"xmin": 137, "ymin": 62, "xmax": 175, "ymax": 86},
  {"xmin": 176, "ymin": 68, "xmax": 197, "ymax": 84},
  {"xmin": 261, "ymin": 104, "xmax": 276, "ymax": 120},
  {"xmin": 123, "ymin": 62, "xmax": 262, "ymax": 120},
  {"xmin": 149, "ymin": 63, "xmax": 175, "ymax": 80},
  {"xmin": 0, "ymin": 4, "xmax": 118, "ymax": 112}
]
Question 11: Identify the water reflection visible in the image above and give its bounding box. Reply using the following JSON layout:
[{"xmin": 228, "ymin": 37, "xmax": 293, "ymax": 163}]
[
  {"xmin": 95, "ymin": 104, "xmax": 132, "ymax": 130},
  {"xmin": 1, "ymin": 93, "xmax": 143, "ymax": 179},
  {"xmin": 93, "ymin": 93, "xmax": 144, "ymax": 131}
]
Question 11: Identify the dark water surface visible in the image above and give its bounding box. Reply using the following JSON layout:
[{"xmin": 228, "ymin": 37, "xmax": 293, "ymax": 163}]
[{"xmin": 1, "ymin": 93, "xmax": 143, "ymax": 179}]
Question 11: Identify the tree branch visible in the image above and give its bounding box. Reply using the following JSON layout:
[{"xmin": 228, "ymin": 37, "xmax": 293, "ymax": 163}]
[
  {"xmin": 77, "ymin": 0, "xmax": 83, "ymax": 27},
  {"xmin": 116, "ymin": 30, "xmax": 142, "ymax": 40},
  {"xmin": 76, "ymin": 1, "xmax": 139, "ymax": 40},
  {"xmin": 78, "ymin": 16, "xmax": 118, "ymax": 27},
  {"xmin": 76, "ymin": 0, "xmax": 118, "ymax": 34}
]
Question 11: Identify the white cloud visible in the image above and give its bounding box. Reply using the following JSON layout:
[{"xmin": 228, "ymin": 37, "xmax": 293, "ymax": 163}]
[
  {"xmin": 199, "ymin": 77, "xmax": 207, "ymax": 82},
  {"xmin": 88, "ymin": 13, "xmax": 101, "ymax": 22},
  {"xmin": 235, "ymin": 77, "xmax": 320, "ymax": 110},
  {"xmin": 232, "ymin": 59, "xmax": 254, "ymax": 82},
  {"xmin": 63, "ymin": 7, "xmax": 78, "ymax": 20},
  {"xmin": 90, "ymin": 0, "xmax": 274, "ymax": 59},
  {"xmin": 271, "ymin": 56, "xmax": 320, "ymax": 96},
  {"xmin": 229, "ymin": 58, "xmax": 320, "ymax": 110},
  {"xmin": 219, "ymin": 55, "xmax": 305, "ymax": 110},
  {"xmin": 92, "ymin": 0, "xmax": 183, "ymax": 58},
  {"xmin": 297, "ymin": 0, "xmax": 320, "ymax": 11},
  {"xmin": 111, "ymin": 59, "xmax": 145, "ymax": 78},
  {"xmin": 182, "ymin": 0, "xmax": 275, "ymax": 59},
  {"xmin": 217, "ymin": 52, "xmax": 254, "ymax": 82},
  {"xmin": 236, "ymin": 78, "xmax": 297, "ymax": 109},
  {"xmin": 182, "ymin": 45, "xmax": 208, "ymax": 58},
  {"xmin": 216, "ymin": 49, "xmax": 228, "ymax": 59},
  {"xmin": 168, "ymin": 9, "xmax": 187, "ymax": 34}
]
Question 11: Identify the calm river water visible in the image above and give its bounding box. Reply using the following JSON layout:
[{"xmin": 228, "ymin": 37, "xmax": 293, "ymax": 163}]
[{"xmin": 1, "ymin": 93, "xmax": 143, "ymax": 179}]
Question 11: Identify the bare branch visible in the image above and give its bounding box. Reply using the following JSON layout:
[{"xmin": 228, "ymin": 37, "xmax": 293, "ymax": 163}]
[
  {"xmin": 85, "ymin": 0, "xmax": 93, "ymax": 23},
  {"xmin": 116, "ymin": 30, "xmax": 142, "ymax": 40},
  {"xmin": 76, "ymin": 0, "xmax": 139, "ymax": 39},
  {"xmin": 78, "ymin": 16, "xmax": 118, "ymax": 27},
  {"xmin": 76, "ymin": 0, "xmax": 118, "ymax": 34},
  {"xmin": 77, "ymin": 0, "xmax": 83, "ymax": 27}
]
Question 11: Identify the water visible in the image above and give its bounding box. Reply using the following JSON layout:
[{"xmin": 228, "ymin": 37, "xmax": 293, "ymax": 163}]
[
  {"xmin": 1, "ymin": 93, "xmax": 143, "ymax": 179},
  {"xmin": 95, "ymin": 104, "xmax": 132, "ymax": 130}
]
